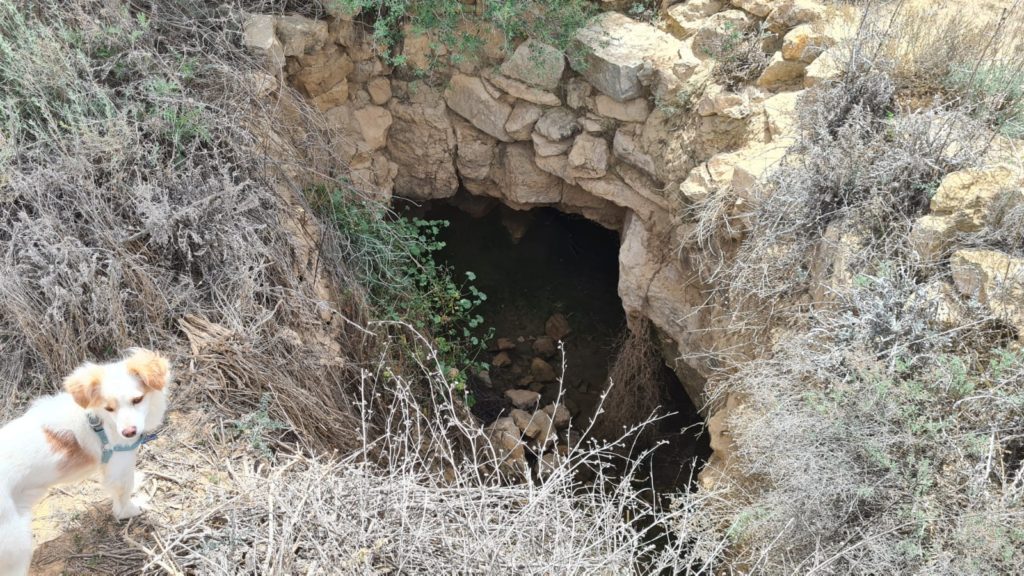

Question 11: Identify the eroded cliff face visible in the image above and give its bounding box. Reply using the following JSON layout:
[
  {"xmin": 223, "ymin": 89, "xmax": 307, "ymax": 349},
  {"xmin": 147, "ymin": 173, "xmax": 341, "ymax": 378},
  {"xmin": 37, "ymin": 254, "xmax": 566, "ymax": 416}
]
[{"xmin": 239, "ymin": 0, "xmax": 1024, "ymax": 490}]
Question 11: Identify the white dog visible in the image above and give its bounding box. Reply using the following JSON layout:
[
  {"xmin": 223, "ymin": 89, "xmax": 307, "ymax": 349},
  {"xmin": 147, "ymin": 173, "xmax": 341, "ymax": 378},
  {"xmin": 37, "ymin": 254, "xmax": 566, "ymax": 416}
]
[{"xmin": 0, "ymin": 348, "xmax": 169, "ymax": 576}]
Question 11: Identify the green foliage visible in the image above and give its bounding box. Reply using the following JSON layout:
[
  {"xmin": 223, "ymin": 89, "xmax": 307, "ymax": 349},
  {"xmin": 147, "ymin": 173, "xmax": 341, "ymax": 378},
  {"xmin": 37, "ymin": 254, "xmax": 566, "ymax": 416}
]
[
  {"xmin": 233, "ymin": 394, "xmax": 289, "ymax": 458},
  {"xmin": 947, "ymin": 61, "xmax": 1024, "ymax": 138},
  {"xmin": 311, "ymin": 186, "xmax": 491, "ymax": 403},
  {"xmin": 327, "ymin": 0, "xmax": 595, "ymax": 71}
]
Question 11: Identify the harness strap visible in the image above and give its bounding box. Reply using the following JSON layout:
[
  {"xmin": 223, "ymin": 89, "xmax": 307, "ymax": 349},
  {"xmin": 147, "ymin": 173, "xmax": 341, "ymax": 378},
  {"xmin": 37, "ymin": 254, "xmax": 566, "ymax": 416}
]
[{"xmin": 86, "ymin": 413, "xmax": 158, "ymax": 464}]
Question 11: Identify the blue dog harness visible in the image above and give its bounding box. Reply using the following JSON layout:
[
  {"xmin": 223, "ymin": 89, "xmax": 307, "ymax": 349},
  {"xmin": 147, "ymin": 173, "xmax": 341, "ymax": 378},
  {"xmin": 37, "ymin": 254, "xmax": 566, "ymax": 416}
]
[{"xmin": 87, "ymin": 413, "xmax": 158, "ymax": 464}]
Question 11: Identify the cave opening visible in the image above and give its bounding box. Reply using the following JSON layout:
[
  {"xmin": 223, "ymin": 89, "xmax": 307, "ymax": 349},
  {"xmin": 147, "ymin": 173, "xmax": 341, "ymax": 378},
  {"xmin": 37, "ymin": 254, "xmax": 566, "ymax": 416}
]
[{"xmin": 410, "ymin": 194, "xmax": 710, "ymax": 489}]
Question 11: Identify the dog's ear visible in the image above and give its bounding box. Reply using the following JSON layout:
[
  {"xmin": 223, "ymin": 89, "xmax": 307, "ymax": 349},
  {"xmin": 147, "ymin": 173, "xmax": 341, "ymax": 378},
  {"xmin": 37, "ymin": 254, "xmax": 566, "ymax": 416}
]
[
  {"xmin": 125, "ymin": 348, "xmax": 170, "ymax": 391},
  {"xmin": 63, "ymin": 363, "xmax": 104, "ymax": 409}
]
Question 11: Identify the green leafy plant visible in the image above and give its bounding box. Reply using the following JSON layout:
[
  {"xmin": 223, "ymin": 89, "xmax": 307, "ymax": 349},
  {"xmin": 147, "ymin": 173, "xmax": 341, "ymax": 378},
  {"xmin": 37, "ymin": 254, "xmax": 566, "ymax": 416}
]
[
  {"xmin": 233, "ymin": 394, "xmax": 289, "ymax": 458},
  {"xmin": 310, "ymin": 186, "xmax": 491, "ymax": 404},
  {"xmin": 328, "ymin": 0, "xmax": 595, "ymax": 72}
]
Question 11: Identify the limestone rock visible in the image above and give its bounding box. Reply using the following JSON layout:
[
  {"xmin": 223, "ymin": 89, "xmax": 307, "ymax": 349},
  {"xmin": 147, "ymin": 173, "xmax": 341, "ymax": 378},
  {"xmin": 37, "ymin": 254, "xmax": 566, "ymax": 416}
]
[
  {"xmin": 532, "ymin": 132, "xmax": 574, "ymax": 157},
  {"xmin": 494, "ymin": 143, "xmax": 565, "ymax": 204},
  {"xmin": 444, "ymin": 74, "xmax": 514, "ymax": 142},
  {"xmin": 696, "ymin": 84, "xmax": 752, "ymax": 119},
  {"xmin": 367, "ymin": 77, "xmax": 392, "ymax": 105},
  {"xmin": 804, "ymin": 47, "xmax": 842, "ymax": 87},
  {"xmin": 731, "ymin": 0, "xmax": 778, "ymax": 17},
  {"xmin": 909, "ymin": 214, "xmax": 956, "ymax": 263},
  {"xmin": 578, "ymin": 173, "xmax": 665, "ymax": 222},
  {"xmin": 568, "ymin": 133, "xmax": 610, "ymax": 179},
  {"xmin": 762, "ymin": 91, "xmax": 799, "ymax": 141},
  {"xmin": 530, "ymin": 357, "xmax": 558, "ymax": 382},
  {"xmin": 535, "ymin": 154, "xmax": 577, "ymax": 185},
  {"xmin": 613, "ymin": 128, "xmax": 658, "ymax": 177},
  {"xmin": 680, "ymin": 155, "xmax": 735, "ymax": 204},
  {"xmin": 757, "ymin": 51, "xmax": 807, "ymax": 89},
  {"xmin": 290, "ymin": 46, "xmax": 353, "ymax": 98},
  {"xmin": 545, "ymin": 313, "xmax": 571, "ymax": 340},
  {"xmin": 505, "ymin": 101, "xmax": 544, "ymax": 141},
  {"xmin": 665, "ymin": 0, "xmax": 726, "ymax": 39},
  {"xmin": 728, "ymin": 142, "xmax": 791, "ymax": 200},
  {"xmin": 452, "ymin": 116, "xmax": 497, "ymax": 181},
  {"xmin": 276, "ymin": 15, "xmax": 329, "ymax": 56},
  {"xmin": 565, "ymin": 78, "xmax": 593, "ymax": 110},
  {"xmin": 692, "ymin": 10, "xmax": 756, "ymax": 59},
  {"xmin": 493, "ymin": 351, "xmax": 513, "ymax": 367},
  {"xmin": 532, "ymin": 336, "xmax": 557, "ymax": 358},
  {"xmin": 505, "ymin": 388, "xmax": 542, "ymax": 409},
  {"xmin": 485, "ymin": 72, "xmax": 562, "ymax": 107},
  {"xmin": 573, "ymin": 12, "xmax": 683, "ymax": 102},
  {"xmin": 594, "ymin": 95, "xmax": 652, "ymax": 123},
  {"xmin": 543, "ymin": 403, "xmax": 572, "ymax": 429},
  {"xmin": 242, "ymin": 14, "xmax": 285, "ymax": 73},
  {"xmin": 500, "ymin": 39, "xmax": 566, "ymax": 91},
  {"xmin": 351, "ymin": 106, "xmax": 392, "ymax": 151},
  {"xmin": 539, "ymin": 451, "xmax": 563, "ymax": 480},
  {"xmin": 930, "ymin": 167, "xmax": 1021, "ymax": 228},
  {"xmin": 534, "ymin": 108, "xmax": 581, "ymax": 141},
  {"xmin": 782, "ymin": 23, "xmax": 834, "ymax": 63},
  {"xmin": 950, "ymin": 249, "xmax": 1024, "ymax": 333},
  {"xmin": 387, "ymin": 84, "xmax": 458, "ymax": 199},
  {"xmin": 767, "ymin": 0, "xmax": 827, "ymax": 29},
  {"xmin": 310, "ymin": 79, "xmax": 349, "ymax": 112}
]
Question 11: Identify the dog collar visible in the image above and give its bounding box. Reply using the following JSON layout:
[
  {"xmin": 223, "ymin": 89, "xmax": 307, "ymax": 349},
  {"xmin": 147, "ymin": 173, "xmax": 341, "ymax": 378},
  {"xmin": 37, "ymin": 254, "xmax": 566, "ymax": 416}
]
[{"xmin": 86, "ymin": 413, "xmax": 158, "ymax": 464}]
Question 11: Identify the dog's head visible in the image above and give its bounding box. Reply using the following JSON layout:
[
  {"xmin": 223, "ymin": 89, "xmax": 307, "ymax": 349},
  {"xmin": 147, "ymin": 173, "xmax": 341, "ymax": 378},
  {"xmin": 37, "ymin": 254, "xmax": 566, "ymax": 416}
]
[{"xmin": 63, "ymin": 348, "xmax": 171, "ymax": 440}]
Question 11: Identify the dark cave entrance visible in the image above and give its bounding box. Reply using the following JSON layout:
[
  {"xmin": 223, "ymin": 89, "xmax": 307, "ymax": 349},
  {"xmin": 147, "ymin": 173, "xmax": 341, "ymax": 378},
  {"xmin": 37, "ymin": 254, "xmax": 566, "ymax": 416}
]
[{"xmin": 409, "ymin": 194, "xmax": 710, "ymax": 489}]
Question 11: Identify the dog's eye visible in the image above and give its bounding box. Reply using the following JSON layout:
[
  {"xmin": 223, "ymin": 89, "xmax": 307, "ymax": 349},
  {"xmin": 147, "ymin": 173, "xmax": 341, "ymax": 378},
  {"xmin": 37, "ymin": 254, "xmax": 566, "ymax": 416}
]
[
  {"xmin": 105, "ymin": 406, "xmax": 115, "ymax": 412},
  {"xmin": 131, "ymin": 396, "xmax": 144, "ymax": 405}
]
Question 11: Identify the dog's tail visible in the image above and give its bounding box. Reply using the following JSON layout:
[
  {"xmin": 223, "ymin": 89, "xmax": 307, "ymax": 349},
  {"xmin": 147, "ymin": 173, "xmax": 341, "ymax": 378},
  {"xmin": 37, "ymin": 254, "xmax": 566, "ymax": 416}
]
[{"xmin": 0, "ymin": 494, "xmax": 33, "ymax": 576}]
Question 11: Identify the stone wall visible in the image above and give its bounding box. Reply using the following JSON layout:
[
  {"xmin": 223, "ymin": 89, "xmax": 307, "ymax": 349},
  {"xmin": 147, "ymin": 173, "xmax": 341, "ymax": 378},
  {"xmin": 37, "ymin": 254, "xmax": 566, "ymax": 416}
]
[{"xmin": 237, "ymin": 0, "xmax": 1024, "ymax": 491}]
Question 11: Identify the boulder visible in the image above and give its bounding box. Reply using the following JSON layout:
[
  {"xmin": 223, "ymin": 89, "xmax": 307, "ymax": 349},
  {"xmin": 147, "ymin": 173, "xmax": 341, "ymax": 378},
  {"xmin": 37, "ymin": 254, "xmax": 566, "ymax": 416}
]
[
  {"xmin": 492, "ymin": 351, "xmax": 513, "ymax": 367},
  {"xmin": 505, "ymin": 101, "xmax": 544, "ymax": 141},
  {"xmin": 387, "ymin": 84, "xmax": 458, "ymax": 199},
  {"xmin": 242, "ymin": 14, "xmax": 284, "ymax": 73},
  {"xmin": 756, "ymin": 51, "xmax": 807, "ymax": 88},
  {"xmin": 664, "ymin": 0, "xmax": 726, "ymax": 39},
  {"xmin": 573, "ymin": 12, "xmax": 682, "ymax": 102},
  {"xmin": 767, "ymin": 0, "xmax": 827, "ymax": 29},
  {"xmin": 565, "ymin": 78, "xmax": 593, "ymax": 110},
  {"xmin": 276, "ymin": 15, "xmax": 329, "ymax": 56},
  {"xmin": 568, "ymin": 133, "xmax": 610, "ymax": 179},
  {"xmin": 543, "ymin": 403, "xmax": 572, "ymax": 429},
  {"xmin": 613, "ymin": 128, "xmax": 658, "ymax": 177},
  {"xmin": 532, "ymin": 336, "xmax": 557, "ymax": 358},
  {"xmin": 367, "ymin": 77, "xmax": 392, "ymax": 105},
  {"xmin": 731, "ymin": 0, "xmax": 778, "ymax": 17},
  {"xmin": 352, "ymin": 106, "xmax": 392, "ymax": 151},
  {"xmin": 532, "ymin": 132, "xmax": 575, "ymax": 157},
  {"xmin": 535, "ymin": 154, "xmax": 577, "ymax": 185},
  {"xmin": 494, "ymin": 143, "xmax": 565, "ymax": 204},
  {"xmin": 692, "ymin": 10, "xmax": 756, "ymax": 59},
  {"xmin": 530, "ymin": 357, "xmax": 558, "ymax": 382},
  {"xmin": 950, "ymin": 249, "xmax": 1024, "ymax": 333},
  {"xmin": 930, "ymin": 167, "xmax": 1022, "ymax": 228},
  {"xmin": 534, "ymin": 108, "xmax": 581, "ymax": 141},
  {"xmin": 444, "ymin": 74, "xmax": 514, "ymax": 142},
  {"xmin": 696, "ymin": 84, "xmax": 752, "ymax": 119},
  {"xmin": 545, "ymin": 313, "xmax": 571, "ymax": 340},
  {"xmin": 804, "ymin": 46, "xmax": 843, "ymax": 87},
  {"xmin": 909, "ymin": 214, "xmax": 956, "ymax": 263},
  {"xmin": 505, "ymin": 389, "xmax": 542, "ymax": 409},
  {"xmin": 485, "ymin": 72, "xmax": 562, "ymax": 107},
  {"xmin": 310, "ymin": 79, "xmax": 349, "ymax": 112},
  {"xmin": 290, "ymin": 46, "xmax": 353, "ymax": 99},
  {"xmin": 762, "ymin": 91, "xmax": 799, "ymax": 141},
  {"xmin": 782, "ymin": 23, "xmax": 834, "ymax": 63},
  {"xmin": 452, "ymin": 116, "xmax": 497, "ymax": 181},
  {"xmin": 500, "ymin": 39, "xmax": 566, "ymax": 91},
  {"xmin": 594, "ymin": 95, "xmax": 652, "ymax": 122}
]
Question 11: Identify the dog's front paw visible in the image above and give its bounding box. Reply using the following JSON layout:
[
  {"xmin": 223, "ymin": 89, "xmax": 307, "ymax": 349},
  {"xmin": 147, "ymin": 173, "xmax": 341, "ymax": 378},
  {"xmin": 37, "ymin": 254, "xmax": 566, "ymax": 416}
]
[{"xmin": 113, "ymin": 499, "xmax": 143, "ymax": 520}]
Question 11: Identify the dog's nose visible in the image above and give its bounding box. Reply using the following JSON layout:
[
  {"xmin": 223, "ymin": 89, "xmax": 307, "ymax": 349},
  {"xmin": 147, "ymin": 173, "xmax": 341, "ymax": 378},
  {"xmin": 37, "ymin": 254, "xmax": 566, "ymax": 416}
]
[{"xmin": 122, "ymin": 426, "xmax": 138, "ymax": 438}]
